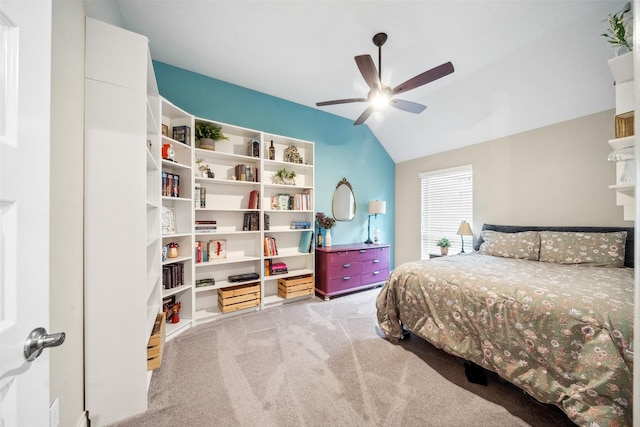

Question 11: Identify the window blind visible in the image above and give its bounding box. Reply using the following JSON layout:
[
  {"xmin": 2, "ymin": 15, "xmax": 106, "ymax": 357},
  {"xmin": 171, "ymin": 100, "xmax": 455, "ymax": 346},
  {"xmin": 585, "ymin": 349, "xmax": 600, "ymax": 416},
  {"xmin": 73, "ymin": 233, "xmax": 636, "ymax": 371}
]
[{"xmin": 420, "ymin": 165, "xmax": 473, "ymax": 259}]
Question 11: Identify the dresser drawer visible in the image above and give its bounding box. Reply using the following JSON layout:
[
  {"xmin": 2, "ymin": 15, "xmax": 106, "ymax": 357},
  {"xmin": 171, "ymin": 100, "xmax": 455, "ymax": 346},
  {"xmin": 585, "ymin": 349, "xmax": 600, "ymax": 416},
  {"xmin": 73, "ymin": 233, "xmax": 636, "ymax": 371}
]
[
  {"xmin": 327, "ymin": 274, "xmax": 363, "ymax": 294},
  {"xmin": 324, "ymin": 251, "xmax": 347, "ymax": 266},
  {"xmin": 362, "ymin": 268, "xmax": 389, "ymax": 286},
  {"xmin": 346, "ymin": 248, "xmax": 377, "ymax": 262},
  {"xmin": 326, "ymin": 261, "xmax": 362, "ymax": 279},
  {"xmin": 361, "ymin": 256, "xmax": 389, "ymax": 273}
]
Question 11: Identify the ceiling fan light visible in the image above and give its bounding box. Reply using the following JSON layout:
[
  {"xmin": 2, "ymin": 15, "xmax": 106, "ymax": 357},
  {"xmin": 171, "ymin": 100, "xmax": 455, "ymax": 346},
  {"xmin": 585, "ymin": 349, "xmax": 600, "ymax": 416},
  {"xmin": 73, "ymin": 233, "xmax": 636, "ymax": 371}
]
[{"xmin": 371, "ymin": 91, "xmax": 391, "ymax": 110}]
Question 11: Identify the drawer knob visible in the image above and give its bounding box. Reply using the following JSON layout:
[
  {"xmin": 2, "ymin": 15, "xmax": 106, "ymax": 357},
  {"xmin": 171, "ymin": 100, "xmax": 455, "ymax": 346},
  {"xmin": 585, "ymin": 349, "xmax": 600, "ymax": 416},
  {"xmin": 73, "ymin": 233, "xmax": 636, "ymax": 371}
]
[
  {"xmin": 373, "ymin": 271, "xmax": 379, "ymax": 275},
  {"xmin": 373, "ymin": 259, "xmax": 380, "ymax": 263},
  {"xmin": 359, "ymin": 249, "xmax": 367, "ymax": 253},
  {"xmin": 343, "ymin": 276, "xmax": 351, "ymax": 280},
  {"xmin": 343, "ymin": 263, "xmax": 350, "ymax": 268}
]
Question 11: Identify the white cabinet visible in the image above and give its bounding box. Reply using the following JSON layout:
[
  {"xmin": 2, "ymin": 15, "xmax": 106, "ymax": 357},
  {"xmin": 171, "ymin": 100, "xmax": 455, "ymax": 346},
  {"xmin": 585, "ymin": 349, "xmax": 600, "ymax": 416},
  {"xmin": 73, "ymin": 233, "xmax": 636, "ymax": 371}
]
[
  {"xmin": 84, "ymin": 18, "xmax": 151, "ymax": 426},
  {"xmin": 607, "ymin": 52, "xmax": 635, "ymax": 221}
]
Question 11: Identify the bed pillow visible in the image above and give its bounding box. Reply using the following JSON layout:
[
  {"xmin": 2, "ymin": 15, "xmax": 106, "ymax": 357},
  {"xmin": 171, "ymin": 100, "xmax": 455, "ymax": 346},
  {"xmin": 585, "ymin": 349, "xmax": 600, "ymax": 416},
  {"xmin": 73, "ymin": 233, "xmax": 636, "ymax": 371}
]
[
  {"xmin": 539, "ymin": 231, "xmax": 627, "ymax": 267},
  {"xmin": 478, "ymin": 230, "xmax": 540, "ymax": 260}
]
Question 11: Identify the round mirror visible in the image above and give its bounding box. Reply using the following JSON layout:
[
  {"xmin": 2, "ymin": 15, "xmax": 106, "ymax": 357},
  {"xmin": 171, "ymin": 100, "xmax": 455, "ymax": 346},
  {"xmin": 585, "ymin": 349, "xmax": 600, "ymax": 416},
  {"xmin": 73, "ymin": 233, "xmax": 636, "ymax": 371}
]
[{"xmin": 332, "ymin": 178, "xmax": 356, "ymax": 221}]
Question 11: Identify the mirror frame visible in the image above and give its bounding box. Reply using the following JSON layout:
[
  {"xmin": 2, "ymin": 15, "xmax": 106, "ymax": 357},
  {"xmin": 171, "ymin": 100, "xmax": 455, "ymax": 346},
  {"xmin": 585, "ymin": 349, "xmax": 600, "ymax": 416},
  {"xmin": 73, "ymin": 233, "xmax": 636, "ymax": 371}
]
[{"xmin": 332, "ymin": 177, "xmax": 356, "ymax": 221}]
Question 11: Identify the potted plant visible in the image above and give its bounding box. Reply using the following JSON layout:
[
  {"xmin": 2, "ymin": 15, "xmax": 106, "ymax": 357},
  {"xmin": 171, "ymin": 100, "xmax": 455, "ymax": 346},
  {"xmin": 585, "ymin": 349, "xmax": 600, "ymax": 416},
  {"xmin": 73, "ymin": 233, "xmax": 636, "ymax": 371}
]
[
  {"xmin": 602, "ymin": 6, "xmax": 633, "ymax": 55},
  {"xmin": 195, "ymin": 122, "xmax": 229, "ymax": 151},
  {"xmin": 274, "ymin": 168, "xmax": 296, "ymax": 185},
  {"xmin": 316, "ymin": 212, "xmax": 336, "ymax": 247},
  {"xmin": 436, "ymin": 237, "xmax": 451, "ymax": 255}
]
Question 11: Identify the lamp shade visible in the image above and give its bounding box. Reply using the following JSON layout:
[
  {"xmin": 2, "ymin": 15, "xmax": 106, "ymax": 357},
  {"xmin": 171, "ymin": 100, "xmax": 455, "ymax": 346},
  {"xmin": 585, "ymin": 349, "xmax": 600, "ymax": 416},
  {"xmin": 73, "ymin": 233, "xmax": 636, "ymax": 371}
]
[
  {"xmin": 368, "ymin": 200, "xmax": 386, "ymax": 215},
  {"xmin": 457, "ymin": 221, "xmax": 473, "ymax": 236}
]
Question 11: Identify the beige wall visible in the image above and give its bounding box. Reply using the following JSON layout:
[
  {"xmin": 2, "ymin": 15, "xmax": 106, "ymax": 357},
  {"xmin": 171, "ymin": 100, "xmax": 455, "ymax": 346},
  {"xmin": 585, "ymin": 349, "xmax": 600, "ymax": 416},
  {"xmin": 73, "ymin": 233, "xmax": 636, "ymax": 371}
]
[
  {"xmin": 395, "ymin": 110, "xmax": 628, "ymax": 266},
  {"xmin": 50, "ymin": 1, "xmax": 86, "ymax": 426}
]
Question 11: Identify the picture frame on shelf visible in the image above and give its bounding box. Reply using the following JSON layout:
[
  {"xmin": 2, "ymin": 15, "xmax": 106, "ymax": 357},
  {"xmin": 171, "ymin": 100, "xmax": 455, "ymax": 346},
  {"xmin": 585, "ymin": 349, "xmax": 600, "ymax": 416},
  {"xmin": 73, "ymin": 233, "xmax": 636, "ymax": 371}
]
[{"xmin": 162, "ymin": 206, "xmax": 176, "ymax": 234}]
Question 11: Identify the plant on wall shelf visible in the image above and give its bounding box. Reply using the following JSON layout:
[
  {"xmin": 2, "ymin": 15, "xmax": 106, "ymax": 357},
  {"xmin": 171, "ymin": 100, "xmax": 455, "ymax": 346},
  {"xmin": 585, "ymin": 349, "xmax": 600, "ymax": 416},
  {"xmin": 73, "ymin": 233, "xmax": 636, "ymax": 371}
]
[
  {"xmin": 274, "ymin": 168, "xmax": 296, "ymax": 185},
  {"xmin": 602, "ymin": 5, "xmax": 633, "ymax": 53},
  {"xmin": 195, "ymin": 122, "xmax": 229, "ymax": 141}
]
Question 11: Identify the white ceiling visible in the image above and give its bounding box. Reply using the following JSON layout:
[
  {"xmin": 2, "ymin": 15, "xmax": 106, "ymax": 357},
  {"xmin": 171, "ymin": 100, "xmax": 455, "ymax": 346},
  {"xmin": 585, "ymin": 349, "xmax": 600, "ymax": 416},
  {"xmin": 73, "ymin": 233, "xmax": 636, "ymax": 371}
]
[{"xmin": 114, "ymin": 0, "xmax": 625, "ymax": 163}]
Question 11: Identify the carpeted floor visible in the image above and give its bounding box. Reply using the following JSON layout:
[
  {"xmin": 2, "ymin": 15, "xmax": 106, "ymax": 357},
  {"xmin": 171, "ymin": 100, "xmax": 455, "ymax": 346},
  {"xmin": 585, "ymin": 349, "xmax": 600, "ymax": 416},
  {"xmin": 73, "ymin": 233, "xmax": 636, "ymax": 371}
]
[{"xmin": 110, "ymin": 287, "xmax": 575, "ymax": 427}]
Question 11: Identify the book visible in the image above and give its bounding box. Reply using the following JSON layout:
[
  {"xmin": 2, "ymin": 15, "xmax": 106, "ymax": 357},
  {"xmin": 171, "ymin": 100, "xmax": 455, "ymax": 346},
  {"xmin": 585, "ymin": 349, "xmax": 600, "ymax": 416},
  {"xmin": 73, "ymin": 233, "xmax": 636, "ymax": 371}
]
[
  {"xmin": 194, "ymin": 183, "xmax": 201, "ymax": 208},
  {"xmin": 298, "ymin": 230, "xmax": 313, "ymax": 253}
]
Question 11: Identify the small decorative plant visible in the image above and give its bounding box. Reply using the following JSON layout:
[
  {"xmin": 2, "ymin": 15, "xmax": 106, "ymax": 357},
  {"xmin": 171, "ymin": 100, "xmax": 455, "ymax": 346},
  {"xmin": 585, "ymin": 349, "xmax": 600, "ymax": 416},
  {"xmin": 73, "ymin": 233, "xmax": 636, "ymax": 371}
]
[
  {"xmin": 602, "ymin": 6, "xmax": 633, "ymax": 53},
  {"xmin": 436, "ymin": 237, "xmax": 451, "ymax": 248},
  {"xmin": 195, "ymin": 158, "xmax": 214, "ymax": 178},
  {"xmin": 274, "ymin": 168, "xmax": 296, "ymax": 184},
  {"xmin": 316, "ymin": 212, "xmax": 336, "ymax": 229},
  {"xmin": 195, "ymin": 122, "xmax": 229, "ymax": 141}
]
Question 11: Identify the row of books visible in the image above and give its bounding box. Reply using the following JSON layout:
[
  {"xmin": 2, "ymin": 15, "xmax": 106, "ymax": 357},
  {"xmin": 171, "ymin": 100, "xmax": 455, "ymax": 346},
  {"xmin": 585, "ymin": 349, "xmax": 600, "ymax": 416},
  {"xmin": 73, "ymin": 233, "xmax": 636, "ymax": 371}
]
[
  {"xmin": 162, "ymin": 172, "xmax": 180, "ymax": 198},
  {"xmin": 270, "ymin": 191, "xmax": 311, "ymax": 211},
  {"xmin": 162, "ymin": 262, "xmax": 184, "ymax": 290},
  {"xmin": 195, "ymin": 239, "xmax": 226, "ymax": 263},
  {"xmin": 264, "ymin": 260, "xmax": 287, "ymax": 276},
  {"xmin": 194, "ymin": 184, "xmax": 206, "ymax": 208},
  {"xmin": 195, "ymin": 220, "xmax": 216, "ymax": 233},
  {"xmin": 243, "ymin": 212, "xmax": 260, "ymax": 231},
  {"xmin": 235, "ymin": 164, "xmax": 259, "ymax": 182},
  {"xmin": 264, "ymin": 236, "xmax": 279, "ymax": 256},
  {"xmin": 291, "ymin": 221, "xmax": 311, "ymax": 229},
  {"xmin": 248, "ymin": 190, "xmax": 259, "ymax": 209}
]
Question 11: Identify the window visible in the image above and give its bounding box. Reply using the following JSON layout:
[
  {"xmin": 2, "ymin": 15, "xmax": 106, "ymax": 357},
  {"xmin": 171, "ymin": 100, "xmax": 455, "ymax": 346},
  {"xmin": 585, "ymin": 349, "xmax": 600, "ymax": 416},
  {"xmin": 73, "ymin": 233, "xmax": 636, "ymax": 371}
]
[{"xmin": 420, "ymin": 165, "xmax": 473, "ymax": 259}]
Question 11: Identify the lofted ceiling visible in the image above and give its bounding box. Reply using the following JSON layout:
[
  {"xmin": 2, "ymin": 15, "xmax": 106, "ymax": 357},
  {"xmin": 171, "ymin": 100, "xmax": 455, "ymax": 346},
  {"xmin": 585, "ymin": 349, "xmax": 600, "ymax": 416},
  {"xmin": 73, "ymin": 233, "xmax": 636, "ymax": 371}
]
[{"xmin": 114, "ymin": 0, "xmax": 626, "ymax": 163}]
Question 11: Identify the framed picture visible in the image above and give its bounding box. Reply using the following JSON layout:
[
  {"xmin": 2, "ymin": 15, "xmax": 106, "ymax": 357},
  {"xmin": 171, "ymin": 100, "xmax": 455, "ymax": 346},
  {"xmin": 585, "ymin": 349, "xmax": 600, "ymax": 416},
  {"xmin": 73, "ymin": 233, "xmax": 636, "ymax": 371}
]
[
  {"xmin": 162, "ymin": 206, "xmax": 176, "ymax": 234},
  {"xmin": 162, "ymin": 124, "xmax": 169, "ymax": 137}
]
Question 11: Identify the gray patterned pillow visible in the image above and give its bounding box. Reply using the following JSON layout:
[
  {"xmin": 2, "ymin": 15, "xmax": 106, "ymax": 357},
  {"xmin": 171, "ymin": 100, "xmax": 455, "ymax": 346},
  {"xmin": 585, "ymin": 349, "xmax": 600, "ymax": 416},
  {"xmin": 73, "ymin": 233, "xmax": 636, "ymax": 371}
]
[
  {"xmin": 539, "ymin": 231, "xmax": 627, "ymax": 267},
  {"xmin": 478, "ymin": 230, "xmax": 540, "ymax": 260}
]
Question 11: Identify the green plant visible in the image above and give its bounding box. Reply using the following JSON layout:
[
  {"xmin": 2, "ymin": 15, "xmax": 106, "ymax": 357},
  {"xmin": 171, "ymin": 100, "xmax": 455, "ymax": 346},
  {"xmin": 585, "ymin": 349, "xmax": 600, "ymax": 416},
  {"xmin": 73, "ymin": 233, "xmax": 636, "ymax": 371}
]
[
  {"xmin": 436, "ymin": 237, "xmax": 451, "ymax": 248},
  {"xmin": 195, "ymin": 122, "xmax": 229, "ymax": 141},
  {"xmin": 602, "ymin": 6, "xmax": 633, "ymax": 52},
  {"xmin": 274, "ymin": 168, "xmax": 296, "ymax": 181}
]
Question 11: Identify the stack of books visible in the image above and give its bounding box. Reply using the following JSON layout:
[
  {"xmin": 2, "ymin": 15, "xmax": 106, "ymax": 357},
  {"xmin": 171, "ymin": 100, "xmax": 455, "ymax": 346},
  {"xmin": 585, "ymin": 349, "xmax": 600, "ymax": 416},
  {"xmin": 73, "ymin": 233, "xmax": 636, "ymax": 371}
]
[{"xmin": 194, "ymin": 220, "xmax": 216, "ymax": 233}]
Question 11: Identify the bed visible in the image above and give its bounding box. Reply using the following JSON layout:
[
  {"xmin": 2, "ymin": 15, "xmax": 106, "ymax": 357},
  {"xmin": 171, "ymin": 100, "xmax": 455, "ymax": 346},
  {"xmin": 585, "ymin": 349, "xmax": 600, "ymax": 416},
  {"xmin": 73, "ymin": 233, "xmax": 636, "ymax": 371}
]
[{"xmin": 376, "ymin": 224, "xmax": 634, "ymax": 426}]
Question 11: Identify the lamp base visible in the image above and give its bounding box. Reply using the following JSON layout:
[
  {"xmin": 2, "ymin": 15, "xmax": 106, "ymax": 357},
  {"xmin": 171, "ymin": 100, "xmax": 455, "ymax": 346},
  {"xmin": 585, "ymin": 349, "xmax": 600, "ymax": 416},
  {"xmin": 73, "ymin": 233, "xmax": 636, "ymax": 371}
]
[{"xmin": 364, "ymin": 238, "xmax": 373, "ymax": 244}]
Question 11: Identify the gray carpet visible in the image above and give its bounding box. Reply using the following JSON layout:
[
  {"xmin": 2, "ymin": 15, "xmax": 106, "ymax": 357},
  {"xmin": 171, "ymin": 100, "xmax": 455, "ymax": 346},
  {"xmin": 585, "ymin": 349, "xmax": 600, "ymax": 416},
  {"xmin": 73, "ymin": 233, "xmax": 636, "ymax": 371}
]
[{"xmin": 110, "ymin": 288, "xmax": 575, "ymax": 427}]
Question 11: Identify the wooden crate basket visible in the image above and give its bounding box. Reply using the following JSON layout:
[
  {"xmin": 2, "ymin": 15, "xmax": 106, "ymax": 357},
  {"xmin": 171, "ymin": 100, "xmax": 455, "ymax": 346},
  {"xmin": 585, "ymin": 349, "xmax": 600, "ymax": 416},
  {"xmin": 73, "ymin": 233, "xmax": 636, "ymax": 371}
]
[
  {"xmin": 615, "ymin": 111, "xmax": 634, "ymax": 138},
  {"xmin": 218, "ymin": 282, "xmax": 261, "ymax": 313},
  {"xmin": 147, "ymin": 312, "xmax": 166, "ymax": 371},
  {"xmin": 278, "ymin": 274, "xmax": 315, "ymax": 299}
]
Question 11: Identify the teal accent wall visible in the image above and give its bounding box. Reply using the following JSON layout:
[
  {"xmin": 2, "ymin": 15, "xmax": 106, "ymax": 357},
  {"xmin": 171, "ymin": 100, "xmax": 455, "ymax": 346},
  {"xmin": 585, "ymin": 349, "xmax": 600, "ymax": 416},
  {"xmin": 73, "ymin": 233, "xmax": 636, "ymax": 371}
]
[{"xmin": 153, "ymin": 61, "xmax": 396, "ymax": 267}]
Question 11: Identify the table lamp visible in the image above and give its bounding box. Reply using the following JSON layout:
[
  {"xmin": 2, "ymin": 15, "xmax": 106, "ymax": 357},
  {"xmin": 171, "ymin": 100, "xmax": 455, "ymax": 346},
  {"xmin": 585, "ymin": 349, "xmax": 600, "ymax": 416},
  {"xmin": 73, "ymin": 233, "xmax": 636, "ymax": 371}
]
[
  {"xmin": 365, "ymin": 200, "xmax": 386, "ymax": 244},
  {"xmin": 457, "ymin": 221, "xmax": 473, "ymax": 253}
]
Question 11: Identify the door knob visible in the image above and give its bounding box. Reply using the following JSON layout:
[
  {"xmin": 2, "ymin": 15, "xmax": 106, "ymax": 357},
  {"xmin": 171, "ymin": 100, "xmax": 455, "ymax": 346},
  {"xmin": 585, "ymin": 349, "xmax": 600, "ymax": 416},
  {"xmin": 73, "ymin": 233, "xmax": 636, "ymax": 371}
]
[{"xmin": 23, "ymin": 327, "xmax": 66, "ymax": 362}]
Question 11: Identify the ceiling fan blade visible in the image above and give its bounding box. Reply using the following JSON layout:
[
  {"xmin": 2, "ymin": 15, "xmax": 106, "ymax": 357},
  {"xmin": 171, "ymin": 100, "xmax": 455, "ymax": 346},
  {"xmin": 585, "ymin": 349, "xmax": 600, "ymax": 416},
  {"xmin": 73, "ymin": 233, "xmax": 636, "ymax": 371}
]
[
  {"xmin": 390, "ymin": 98, "xmax": 427, "ymax": 114},
  {"xmin": 354, "ymin": 105, "xmax": 375, "ymax": 126},
  {"xmin": 355, "ymin": 55, "xmax": 381, "ymax": 91},
  {"xmin": 392, "ymin": 61, "xmax": 454, "ymax": 96},
  {"xmin": 316, "ymin": 98, "xmax": 367, "ymax": 107}
]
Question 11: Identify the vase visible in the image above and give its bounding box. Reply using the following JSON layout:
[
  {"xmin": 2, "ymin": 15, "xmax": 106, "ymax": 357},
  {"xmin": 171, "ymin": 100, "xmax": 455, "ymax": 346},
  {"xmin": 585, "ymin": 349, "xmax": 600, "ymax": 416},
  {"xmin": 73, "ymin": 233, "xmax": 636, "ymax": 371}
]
[
  {"xmin": 440, "ymin": 247, "xmax": 448, "ymax": 256},
  {"xmin": 325, "ymin": 228, "xmax": 332, "ymax": 246},
  {"xmin": 199, "ymin": 137, "xmax": 215, "ymax": 150}
]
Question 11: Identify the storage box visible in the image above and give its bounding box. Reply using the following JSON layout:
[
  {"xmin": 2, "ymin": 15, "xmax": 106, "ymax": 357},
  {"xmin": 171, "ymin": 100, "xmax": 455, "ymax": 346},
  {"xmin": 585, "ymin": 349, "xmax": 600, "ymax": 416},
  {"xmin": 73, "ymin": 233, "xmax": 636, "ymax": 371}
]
[
  {"xmin": 278, "ymin": 274, "xmax": 314, "ymax": 299},
  {"xmin": 615, "ymin": 111, "xmax": 634, "ymax": 138},
  {"xmin": 147, "ymin": 312, "xmax": 166, "ymax": 371},
  {"xmin": 218, "ymin": 282, "xmax": 261, "ymax": 313}
]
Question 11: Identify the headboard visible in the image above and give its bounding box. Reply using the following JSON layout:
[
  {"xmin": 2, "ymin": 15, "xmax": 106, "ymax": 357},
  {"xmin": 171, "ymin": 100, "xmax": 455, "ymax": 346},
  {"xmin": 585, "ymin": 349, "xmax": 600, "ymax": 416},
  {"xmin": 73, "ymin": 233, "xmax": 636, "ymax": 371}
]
[{"xmin": 474, "ymin": 224, "xmax": 635, "ymax": 268}]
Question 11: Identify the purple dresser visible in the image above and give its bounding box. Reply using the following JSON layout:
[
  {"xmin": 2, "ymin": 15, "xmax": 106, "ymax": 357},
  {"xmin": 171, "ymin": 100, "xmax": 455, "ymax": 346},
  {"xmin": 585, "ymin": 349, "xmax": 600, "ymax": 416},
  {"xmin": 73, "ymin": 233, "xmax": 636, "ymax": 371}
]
[{"xmin": 315, "ymin": 243, "xmax": 390, "ymax": 300}]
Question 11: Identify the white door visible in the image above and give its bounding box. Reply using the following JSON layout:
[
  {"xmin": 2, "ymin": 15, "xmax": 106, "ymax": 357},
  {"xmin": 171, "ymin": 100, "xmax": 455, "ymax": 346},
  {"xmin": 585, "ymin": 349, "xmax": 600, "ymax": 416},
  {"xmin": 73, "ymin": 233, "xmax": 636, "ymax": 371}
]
[{"xmin": 0, "ymin": 1, "xmax": 55, "ymax": 426}]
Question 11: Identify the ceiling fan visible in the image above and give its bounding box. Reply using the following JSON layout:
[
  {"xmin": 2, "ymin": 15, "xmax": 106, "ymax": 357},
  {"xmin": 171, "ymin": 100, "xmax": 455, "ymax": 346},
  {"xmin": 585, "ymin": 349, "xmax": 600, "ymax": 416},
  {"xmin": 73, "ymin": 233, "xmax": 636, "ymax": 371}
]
[{"xmin": 316, "ymin": 32, "xmax": 454, "ymax": 126}]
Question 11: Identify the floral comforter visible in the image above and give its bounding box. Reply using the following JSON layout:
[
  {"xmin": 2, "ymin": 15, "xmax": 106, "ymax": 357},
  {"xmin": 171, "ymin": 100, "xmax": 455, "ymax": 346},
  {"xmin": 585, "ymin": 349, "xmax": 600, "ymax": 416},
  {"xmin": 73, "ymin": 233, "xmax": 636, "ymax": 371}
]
[{"xmin": 376, "ymin": 253, "xmax": 634, "ymax": 426}]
